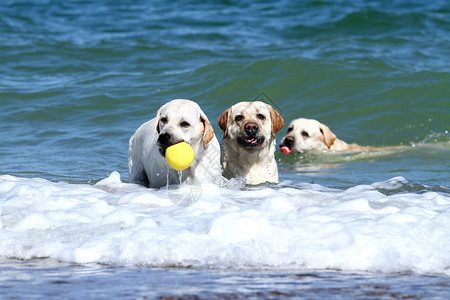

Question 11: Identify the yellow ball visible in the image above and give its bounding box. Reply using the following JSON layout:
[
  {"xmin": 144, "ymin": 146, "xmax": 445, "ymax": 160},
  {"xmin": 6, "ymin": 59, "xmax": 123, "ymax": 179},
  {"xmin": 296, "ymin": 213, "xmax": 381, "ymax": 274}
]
[{"xmin": 165, "ymin": 142, "xmax": 195, "ymax": 171}]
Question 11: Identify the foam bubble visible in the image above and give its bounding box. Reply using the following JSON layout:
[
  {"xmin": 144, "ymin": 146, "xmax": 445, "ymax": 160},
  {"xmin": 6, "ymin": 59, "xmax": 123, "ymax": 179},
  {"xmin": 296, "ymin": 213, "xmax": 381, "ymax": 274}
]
[{"xmin": 0, "ymin": 173, "xmax": 449, "ymax": 275}]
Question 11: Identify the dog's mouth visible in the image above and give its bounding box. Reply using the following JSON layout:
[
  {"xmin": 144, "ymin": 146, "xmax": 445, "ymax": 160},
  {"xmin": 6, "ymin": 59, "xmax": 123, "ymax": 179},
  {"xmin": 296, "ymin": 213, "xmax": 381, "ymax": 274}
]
[
  {"xmin": 158, "ymin": 140, "xmax": 185, "ymax": 157},
  {"xmin": 159, "ymin": 146, "xmax": 166, "ymax": 157},
  {"xmin": 279, "ymin": 137, "xmax": 295, "ymax": 153},
  {"xmin": 237, "ymin": 135, "xmax": 265, "ymax": 150}
]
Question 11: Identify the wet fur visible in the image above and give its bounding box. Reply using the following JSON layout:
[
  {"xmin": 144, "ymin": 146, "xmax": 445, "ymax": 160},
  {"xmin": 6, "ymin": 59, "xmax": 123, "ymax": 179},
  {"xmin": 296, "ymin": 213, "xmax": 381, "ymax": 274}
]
[
  {"xmin": 128, "ymin": 99, "xmax": 221, "ymax": 188},
  {"xmin": 280, "ymin": 118, "xmax": 403, "ymax": 152},
  {"xmin": 218, "ymin": 101, "xmax": 284, "ymax": 184}
]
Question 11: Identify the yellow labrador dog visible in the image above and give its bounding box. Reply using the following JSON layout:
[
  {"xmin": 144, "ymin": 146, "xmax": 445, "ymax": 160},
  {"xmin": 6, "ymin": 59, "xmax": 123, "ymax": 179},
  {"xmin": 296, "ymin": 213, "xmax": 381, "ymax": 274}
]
[
  {"xmin": 280, "ymin": 118, "xmax": 388, "ymax": 152},
  {"xmin": 218, "ymin": 101, "xmax": 284, "ymax": 184},
  {"xmin": 128, "ymin": 99, "xmax": 221, "ymax": 188}
]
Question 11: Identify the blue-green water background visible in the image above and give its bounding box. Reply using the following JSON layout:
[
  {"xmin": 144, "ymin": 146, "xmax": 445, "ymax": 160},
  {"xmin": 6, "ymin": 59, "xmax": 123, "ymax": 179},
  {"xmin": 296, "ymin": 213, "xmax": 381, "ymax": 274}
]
[{"xmin": 1, "ymin": 0, "xmax": 449, "ymax": 187}]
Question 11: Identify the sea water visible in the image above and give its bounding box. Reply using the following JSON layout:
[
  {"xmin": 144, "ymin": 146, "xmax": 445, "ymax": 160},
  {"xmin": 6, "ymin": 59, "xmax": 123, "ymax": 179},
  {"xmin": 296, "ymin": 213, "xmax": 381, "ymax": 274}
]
[
  {"xmin": 1, "ymin": 171, "xmax": 449, "ymax": 274},
  {"xmin": 1, "ymin": 0, "xmax": 450, "ymax": 298}
]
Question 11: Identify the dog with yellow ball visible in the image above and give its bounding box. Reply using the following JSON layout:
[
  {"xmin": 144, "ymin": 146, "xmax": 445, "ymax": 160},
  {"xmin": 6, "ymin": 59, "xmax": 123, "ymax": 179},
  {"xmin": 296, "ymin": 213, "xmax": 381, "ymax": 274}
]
[{"xmin": 128, "ymin": 99, "xmax": 221, "ymax": 188}]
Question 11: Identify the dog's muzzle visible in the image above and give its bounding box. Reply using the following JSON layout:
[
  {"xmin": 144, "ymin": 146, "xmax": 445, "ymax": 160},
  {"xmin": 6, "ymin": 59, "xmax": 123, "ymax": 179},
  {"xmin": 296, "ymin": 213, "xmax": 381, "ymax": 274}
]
[
  {"xmin": 157, "ymin": 132, "xmax": 183, "ymax": 157},
  {"xmin": 280, "ymin": 135, "xmax": 294, "ymax": 149},
  {"xmin": 237, "ymin": 122, "xmax": 265, "ymax": 150}
]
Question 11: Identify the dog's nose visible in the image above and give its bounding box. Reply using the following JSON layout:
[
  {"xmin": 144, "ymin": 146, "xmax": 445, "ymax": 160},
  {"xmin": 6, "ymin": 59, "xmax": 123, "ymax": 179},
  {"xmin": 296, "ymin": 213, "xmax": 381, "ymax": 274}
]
[
  {"xmin": 283, "ymin": 136, "xmax": 294, "ymax": 146},
  {"xmin": 244, "ymin": 122, "xmax": 259, "ymax": 135},
  {"xmin": 158, "ymin": 132, "xmax": 171, "ymax": 146}
]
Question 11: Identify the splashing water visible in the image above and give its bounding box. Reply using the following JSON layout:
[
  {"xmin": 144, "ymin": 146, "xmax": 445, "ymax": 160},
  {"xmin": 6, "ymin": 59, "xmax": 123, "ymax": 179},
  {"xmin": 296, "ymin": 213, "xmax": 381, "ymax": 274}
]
[{"xmin": 1, "ymin": 172, "xmax": 449, "ymax": 275}]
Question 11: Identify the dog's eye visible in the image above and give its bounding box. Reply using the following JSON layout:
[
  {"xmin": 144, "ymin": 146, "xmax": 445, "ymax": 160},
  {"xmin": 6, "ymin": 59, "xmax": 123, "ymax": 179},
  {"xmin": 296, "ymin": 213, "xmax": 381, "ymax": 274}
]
[
  {"xmin": 301, "ymin": 131, "xmax": 309, "ymax": 138},
  {"xmin": 181, "ymin": 121, "xmax": 190, "ymax": 128},
  {"xmin": 235, "ymin": 115, "xmax": 244, "ymax": 122},
  {"xmin": 160, "ymin": 117, "xmax": 168, "ymax": 124},
  {"xmin": 287, "ymin": 127, "xmax": 293, "ymax": 133},
  {"xmin": 257, "ymin": 114, "xmax": 266, "ymax": 120}
]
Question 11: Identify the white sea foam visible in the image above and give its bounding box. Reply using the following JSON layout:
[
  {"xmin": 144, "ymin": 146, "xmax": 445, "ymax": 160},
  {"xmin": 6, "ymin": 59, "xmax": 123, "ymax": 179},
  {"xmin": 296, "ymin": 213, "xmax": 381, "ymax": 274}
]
[{"xmin": 0, "ymin": 172, "xmax": 449, "ymax": 275}]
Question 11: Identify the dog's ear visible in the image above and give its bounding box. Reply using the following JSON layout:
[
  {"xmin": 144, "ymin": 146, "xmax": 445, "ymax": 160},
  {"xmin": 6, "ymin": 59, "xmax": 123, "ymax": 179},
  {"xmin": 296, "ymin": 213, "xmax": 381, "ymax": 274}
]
[
  {"xmin": 319, "ymin": 123, "xmax": 337, "ymax": 149},
  {"xmin": 268, "ymin": 105, "xmax": 284, "ymax": 138},
  {"xmin": 200, "ymin": 114, "xmax": 215, "ymax": 149},
  {"xmin": 218, "ymin": 107, "xmax": 232, "ymax": 139},
  {"xmin": 155, "ymin": 108, "xmax": 162, "ymax": 134}
]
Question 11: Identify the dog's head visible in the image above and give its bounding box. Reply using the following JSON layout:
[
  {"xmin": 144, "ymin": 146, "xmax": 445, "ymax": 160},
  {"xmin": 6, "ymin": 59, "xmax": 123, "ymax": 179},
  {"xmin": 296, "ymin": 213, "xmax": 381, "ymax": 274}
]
[
  {"xmin": 218, "ymin": 101, "xmax": 284, "ymax": 151},
  {"xmin": 155, "ymin": 99, "xmax": 215, "ymax": 156},
  {"xmin": 279, "ymin": 118, "xmax": 337, "ymax": 151}
]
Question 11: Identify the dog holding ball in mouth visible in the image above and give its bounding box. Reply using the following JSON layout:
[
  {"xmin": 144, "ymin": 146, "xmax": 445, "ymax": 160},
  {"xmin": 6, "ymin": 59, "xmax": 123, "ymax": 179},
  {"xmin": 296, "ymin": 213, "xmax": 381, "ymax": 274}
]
[
  {"xmin": 279, "ymin": 118, "xmax": 406, "ymax": 152},
  {"xmin": 128, "ymin": 99, "xmax": 221, "ymax": 188}
]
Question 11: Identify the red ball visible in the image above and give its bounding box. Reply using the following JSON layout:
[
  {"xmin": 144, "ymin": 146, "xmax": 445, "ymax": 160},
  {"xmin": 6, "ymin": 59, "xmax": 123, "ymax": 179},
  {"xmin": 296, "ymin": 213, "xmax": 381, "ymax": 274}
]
[{"xmin": 281, "ymin": 146, "xmax": 293, "ymax": 153}]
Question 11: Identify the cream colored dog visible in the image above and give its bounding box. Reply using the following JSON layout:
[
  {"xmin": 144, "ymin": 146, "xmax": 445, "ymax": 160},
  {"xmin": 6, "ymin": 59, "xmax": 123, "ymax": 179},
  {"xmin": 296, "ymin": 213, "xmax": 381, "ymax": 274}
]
[
  {"xmin": 218, "ymin": 101, "xmax": 284, "ymax": 185},
  {"xmin": 128, "ymin": 99, "xmax": 221, "ymax": 188},
  {"xmin": 280, "ymin": 118, "xmax": 385, "ymax": 152}
]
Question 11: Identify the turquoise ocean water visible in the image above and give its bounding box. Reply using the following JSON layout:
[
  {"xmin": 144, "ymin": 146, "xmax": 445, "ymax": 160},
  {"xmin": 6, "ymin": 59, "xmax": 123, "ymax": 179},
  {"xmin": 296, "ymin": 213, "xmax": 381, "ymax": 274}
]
[
  {"xmin": 1, "ymin": 0, "xmax": 450, "ymax": 298},
  {"xmin": 1, "ymin": 0, "xmax": 449, "ymax": 186}
]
